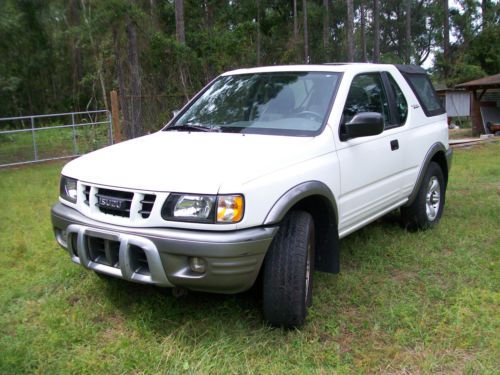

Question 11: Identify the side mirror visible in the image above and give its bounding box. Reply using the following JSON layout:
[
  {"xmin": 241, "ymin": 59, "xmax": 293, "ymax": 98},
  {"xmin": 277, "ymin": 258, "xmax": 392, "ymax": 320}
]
[
  {"xmin": 339, "ymin": 112, "xmax": 384, "ymax": 141},
  {"xmin": 172, "ymin": 109, "xmax": 180, "ymax": 118}
]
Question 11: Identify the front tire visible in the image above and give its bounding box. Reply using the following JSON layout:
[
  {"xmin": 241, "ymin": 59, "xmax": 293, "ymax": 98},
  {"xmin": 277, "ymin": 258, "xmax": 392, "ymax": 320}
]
[
  {"xmin": 401, "ymin": 161, "xmax": 445, "ymax": 231},
  {"xmin": 262, "ymin": 211, "xmax": 315, "ymax": 328}
]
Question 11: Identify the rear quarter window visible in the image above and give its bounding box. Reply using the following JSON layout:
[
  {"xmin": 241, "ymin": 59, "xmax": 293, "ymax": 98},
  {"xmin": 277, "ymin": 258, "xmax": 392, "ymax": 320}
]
[{"xmin": 404, "ymin": 74, "xmax": 445, "ymax": 117}]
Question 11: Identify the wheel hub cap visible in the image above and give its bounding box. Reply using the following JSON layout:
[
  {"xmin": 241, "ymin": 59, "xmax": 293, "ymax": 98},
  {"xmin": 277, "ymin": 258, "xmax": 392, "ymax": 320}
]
[{"xmin": 425, "ymin": 176, "xmax": 441, "ymax": 221}]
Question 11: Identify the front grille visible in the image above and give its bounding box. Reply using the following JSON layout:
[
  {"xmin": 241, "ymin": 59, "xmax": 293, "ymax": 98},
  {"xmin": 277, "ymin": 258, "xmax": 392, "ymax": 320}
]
[
  {"xmin": 84, "ymin": 235, "xmax": 150, "ymax": 275},
  {"xmin": 139, "ymin": 194, "xmax": 156, "ymax": 218},
  {"xmin": 130, "ymin": 245, "xmax": 150, "ymax": 275},
  {"xmin": 83, "ymin": 185, "xmax": 90, "ymax": 206},
  {"xmin": 95, "ymin": 188, "xmax": 133, "ymax": 217},
  {"xmin": 86, "ymin": 236, "xmax": 120, "ymax": 268},
  {"xmin": 69, "ymin": 233, "xmax": 79, "ymax": 257}
]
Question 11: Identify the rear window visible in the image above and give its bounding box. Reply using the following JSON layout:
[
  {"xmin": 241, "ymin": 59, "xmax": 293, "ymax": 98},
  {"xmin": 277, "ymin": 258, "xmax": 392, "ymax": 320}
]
[{"xmin": 404, "ymin": 74, "xmax": 445, "ymax": 117}]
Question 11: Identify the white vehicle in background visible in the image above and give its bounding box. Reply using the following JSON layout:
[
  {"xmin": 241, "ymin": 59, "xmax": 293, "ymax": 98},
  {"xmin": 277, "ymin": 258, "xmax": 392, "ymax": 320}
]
[{"xmin": 52, "ymin": 63, "xmax": 452, "ymax": 327}]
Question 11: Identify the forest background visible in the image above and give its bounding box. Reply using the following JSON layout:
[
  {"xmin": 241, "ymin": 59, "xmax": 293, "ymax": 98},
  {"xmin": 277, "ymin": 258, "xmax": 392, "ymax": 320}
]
[{"xmin": 0, "ymin": 0, "xmax": 498, "ymax": 137}]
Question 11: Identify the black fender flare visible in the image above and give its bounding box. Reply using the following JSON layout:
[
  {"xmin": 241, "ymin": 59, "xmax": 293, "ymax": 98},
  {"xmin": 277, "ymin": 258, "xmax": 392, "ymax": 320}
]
[
  {"xmin": 264, "ymin": 181, "xmax": 338, "ymax": 225},
  {"xmin": 405, "ymin": 142, "xmax": 452, "ymax": 206},
  {"xmin": 264, "ymin": 181, "xmax": 340, "ymax": 273}
]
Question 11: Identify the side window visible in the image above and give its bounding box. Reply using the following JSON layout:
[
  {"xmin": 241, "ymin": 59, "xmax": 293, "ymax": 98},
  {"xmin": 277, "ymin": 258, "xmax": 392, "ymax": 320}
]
[
  {"xmin": 388, "ymin": 74, "xmax": 408, "ymax": 125},
  {"xmin": 342, "ymin": 73, "xmax": 390, "ymax": 126},
  {"xmin": 404, "ymin": 74, "xmax": 444, "ymax": 116}
]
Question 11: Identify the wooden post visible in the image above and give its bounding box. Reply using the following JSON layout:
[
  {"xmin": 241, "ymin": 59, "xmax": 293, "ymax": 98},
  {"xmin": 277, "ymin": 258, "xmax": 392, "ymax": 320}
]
[
  {"xmin": 110, "ymin": 90, "xmax": 121, "ymax": 143},
  {"xmin": 471, "ymin": 88, "xmax": 487, "ymax": 136}
]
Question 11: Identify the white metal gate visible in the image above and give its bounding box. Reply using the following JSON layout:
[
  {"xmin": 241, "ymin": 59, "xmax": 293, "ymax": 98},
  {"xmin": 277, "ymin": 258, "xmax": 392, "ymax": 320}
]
[{"xmin": 0, "ymin": 110, "xmax": 113, "ymax": 168}]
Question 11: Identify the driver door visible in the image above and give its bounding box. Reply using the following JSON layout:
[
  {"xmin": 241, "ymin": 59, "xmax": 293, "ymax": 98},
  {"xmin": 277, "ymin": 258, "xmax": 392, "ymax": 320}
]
[{"xmin": 336, "ymin": 72, "xmax": 405, "ymax": 236}]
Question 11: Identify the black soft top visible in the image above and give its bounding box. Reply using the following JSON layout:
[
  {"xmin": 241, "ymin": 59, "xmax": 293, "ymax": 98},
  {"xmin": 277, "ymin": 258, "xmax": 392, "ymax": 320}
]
[{"xmin": 395, "ymin": 64, "xmax": 427, "ymax": 75}]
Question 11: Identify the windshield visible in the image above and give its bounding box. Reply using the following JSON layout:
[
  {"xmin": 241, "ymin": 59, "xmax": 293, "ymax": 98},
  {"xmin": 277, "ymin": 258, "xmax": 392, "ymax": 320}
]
[{"xmin": 165, "ymin": 72, "xmax": 341, "ymax": 136}]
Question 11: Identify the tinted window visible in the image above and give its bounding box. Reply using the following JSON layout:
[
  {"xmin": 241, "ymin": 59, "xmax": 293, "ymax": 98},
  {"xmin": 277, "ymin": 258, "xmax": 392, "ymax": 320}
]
[
  {"xmin": 405, "ymin": 74, "xmax": 444, "ymax": 116},
  {"xmin": 343, "ymin": 73, "xmax": 390, "ymax": 125},
  {"xmin": 388, "ymin": 74, "xmax": 408, "ymax": 124},
  {"xmin": 167, "ymin": 72, "xmax": 340, "ymax": 136}
]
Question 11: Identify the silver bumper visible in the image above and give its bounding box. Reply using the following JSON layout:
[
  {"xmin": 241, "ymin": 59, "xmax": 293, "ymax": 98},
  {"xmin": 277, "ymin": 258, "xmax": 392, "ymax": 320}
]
[{"xmin": 51, "ymin": 203, "xmax": 278, "ymax": 293}]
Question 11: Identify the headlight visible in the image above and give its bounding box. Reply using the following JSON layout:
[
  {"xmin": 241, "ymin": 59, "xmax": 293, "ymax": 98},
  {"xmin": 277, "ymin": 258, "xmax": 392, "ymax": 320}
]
[
  {"xmin": 162, "ymin": 194, "xmax": 244, "ymax": 223},
  {"xmin": 60, "ymin": 176, "xmax": 78, "ymax": 203}
]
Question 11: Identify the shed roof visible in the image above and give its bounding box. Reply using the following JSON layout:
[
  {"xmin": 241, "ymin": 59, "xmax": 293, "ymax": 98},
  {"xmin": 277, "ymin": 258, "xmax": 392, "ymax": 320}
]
[{"xmin": 456, "ymin": 73, "xmax": 500, "ymax": 89}]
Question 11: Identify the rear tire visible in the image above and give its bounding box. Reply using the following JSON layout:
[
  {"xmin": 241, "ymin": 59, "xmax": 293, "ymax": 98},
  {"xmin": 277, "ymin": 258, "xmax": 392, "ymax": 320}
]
[
  {"xmin": 401, "ymin": 161, "xmax": 445, "ymax": 231},
  {"xmin": 262, "ymin": 211, "xmax": 315, "ymax": 328}
]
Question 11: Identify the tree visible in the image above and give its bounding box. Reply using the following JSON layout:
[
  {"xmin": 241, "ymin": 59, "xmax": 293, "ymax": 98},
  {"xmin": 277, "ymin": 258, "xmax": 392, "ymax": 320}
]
[
  {"xmin": 405, "ymin": 0, "xmax": 411, "ymax": 64},
  {"xmin": 323, "ymin": 0, "xmax": 329, "ymax": 51},
  {"xmin": 303, "ymin": 0, "xmax": 309, "ymax": 63},
  {"xmin": 125, "ymin": 16, "xmax": 142, "ymax": 138},
  {"xmin": 256, "ymin": 0, "xmax": 261, "ymax": 65},
  {"xmin": 175, "ymin": 0, "xmax": 185, "ymax": 44},
  {"xmin": 373, "ymin": 0, "xmax": 380, "ymax": 62},
  {"xmin": 293, "ymin": 0, "xmax": 298, "ymax": 42},
  {"xmin": 346, "ymin": 0, "xmax": 354, "ymax": 62},
  {"xmin": 360, "ymin": 2, "xmax": 367, "ymax": 62},
  {"xmin": 443, "ymin": 0, "xmax": 450, "ymax": 78}
]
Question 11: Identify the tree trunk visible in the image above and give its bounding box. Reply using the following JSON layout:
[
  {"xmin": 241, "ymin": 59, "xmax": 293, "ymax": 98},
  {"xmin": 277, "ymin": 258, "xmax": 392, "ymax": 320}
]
[
  {"xmin": 482, "ymin": 0, "xmax": 489, "ymax": 28},
  {"xmin": 346, "ymin": 0, "xmax": 354, "ymax": 62},
  {"xmin": 175, "ymin": 0, "xmax": 185, "ymax": 44},
  {"xmin": 323, "ymin": 0, "xmax": 329, "ymax": 51},
  {"xmin": 256, "ymin": 0, "xmax": 261, "ymax": 65},
  {"xmin": 205, "ymin": 1, "xmax": 213, "ymax": 34},
  {"xmin": 303, "ymin": 0, "xmax": 309, "ymax": 63},
  {"xmin": 405, "ymin": 0, "xmax": 411, "ymax": 64},
  {"xmin": 126, "ymin": 19, "xmax": 142, "ymax": 138},
  {"xmin": 373, "ymin": 0, "xmax": 380, "ymax": 63},
  {"xmin": 174, "ymin": 0, "xmax": 188, "ymax": 99},
  {"xmin": 113, "ymin": 27, "xmax": 129, "ymax": 140},
  {"xmin": 293, "ymin": 0, "xmax": 298, "ymax": 41},
  {"xmin": 69, "ymin": 0, "xmax": 83, "ymax": 106},
  {"xmin": 149, "ymin": 0, "xmax": 159, "ymax": 30},
  {"xmin": 80, "ymin": 0, "xmax": 108, "ymax": 111},
  {"xmin": 443, "ymin": 0, "xmax": 449, "ymax": 79},
  {"xmin": 360, "ymin": 3, "xmax": 367, "ymax": 62},
  {"xmin": 203, "ymin": 0, "xmax": 214, "ymax": 80}
]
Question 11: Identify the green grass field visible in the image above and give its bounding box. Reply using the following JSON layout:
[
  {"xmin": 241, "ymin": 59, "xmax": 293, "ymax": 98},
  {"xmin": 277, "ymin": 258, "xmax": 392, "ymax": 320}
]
[{"xmin": 0, "ymin": 143, "xmax": 498, "ymax": 374}]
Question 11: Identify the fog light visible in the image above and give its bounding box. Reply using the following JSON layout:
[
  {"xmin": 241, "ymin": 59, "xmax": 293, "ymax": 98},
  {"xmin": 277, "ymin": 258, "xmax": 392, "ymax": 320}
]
[{"xmin": 189, "ymin": 257, "xmax": 206, "ymax": 273}]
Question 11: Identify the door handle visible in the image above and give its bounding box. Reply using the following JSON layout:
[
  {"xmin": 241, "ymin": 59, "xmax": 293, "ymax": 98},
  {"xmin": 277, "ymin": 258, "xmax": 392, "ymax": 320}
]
[{"xmin": 390, "ymin": 139, "xmax": 399, "ymax": 151}]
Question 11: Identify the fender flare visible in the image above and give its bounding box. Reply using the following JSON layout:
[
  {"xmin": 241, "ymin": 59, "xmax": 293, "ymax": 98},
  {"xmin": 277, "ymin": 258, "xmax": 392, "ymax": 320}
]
[
  {"xmin": 263, "ymin": 181, "xmax": 340, "ymax": 274},
  {"xmin": 405, "ymin": 142, "xmax": 451, "ymax": 206},
  {"xmin": 263, "ymin": 181, "xmax": 338, "ymax": 225}
]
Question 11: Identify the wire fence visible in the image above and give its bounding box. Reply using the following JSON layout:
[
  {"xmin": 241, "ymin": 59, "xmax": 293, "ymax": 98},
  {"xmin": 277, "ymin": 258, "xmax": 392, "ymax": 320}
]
[{"xmin": 0, "ymin": 110, "xmax": 112, "ymax": 168}]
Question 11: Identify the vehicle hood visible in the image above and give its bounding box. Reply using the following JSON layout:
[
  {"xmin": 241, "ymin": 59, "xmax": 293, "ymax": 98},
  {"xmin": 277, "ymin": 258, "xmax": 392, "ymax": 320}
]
[{"xmin": 62, "ymin": 131, "xmax": 330, "ymax": 193}]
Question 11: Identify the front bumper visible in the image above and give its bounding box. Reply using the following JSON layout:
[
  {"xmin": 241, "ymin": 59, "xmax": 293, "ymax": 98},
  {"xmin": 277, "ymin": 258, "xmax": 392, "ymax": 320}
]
[{"xmin": 51, "ymin": 203, "xmax": 277, "ymax": 294}]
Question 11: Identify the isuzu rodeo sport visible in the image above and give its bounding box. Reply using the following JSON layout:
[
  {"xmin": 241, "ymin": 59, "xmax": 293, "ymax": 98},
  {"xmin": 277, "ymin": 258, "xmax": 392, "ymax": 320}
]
[{"xmin": 52, "ymin": 63, "xmax": 452, "ymax": 327}]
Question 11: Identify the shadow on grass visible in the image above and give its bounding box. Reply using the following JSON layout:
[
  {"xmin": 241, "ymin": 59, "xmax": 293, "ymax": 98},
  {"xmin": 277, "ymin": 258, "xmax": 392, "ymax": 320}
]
[
  {"xmin": 93, "ymin": 210, "xmax": 404, "ymax": 334},
  {"xmin": 97, "ymin": 272, "xmax": 266, "ymax": 334}
]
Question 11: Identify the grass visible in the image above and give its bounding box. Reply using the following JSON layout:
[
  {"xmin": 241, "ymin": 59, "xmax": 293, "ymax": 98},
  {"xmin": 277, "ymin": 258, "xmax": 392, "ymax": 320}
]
[
  {"xmin": 0, "ymin": 142, "xmax": 499, "ymax": 374},
  {"xmin": 449, "ymin": 127, "xmax": 474, "ymax": 140}
]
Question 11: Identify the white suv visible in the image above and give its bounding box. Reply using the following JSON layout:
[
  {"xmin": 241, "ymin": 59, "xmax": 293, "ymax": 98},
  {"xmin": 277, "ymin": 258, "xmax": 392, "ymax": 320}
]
[{"xmin": 52, "ymin": 63, "xmax": 452, "ymax": 327}]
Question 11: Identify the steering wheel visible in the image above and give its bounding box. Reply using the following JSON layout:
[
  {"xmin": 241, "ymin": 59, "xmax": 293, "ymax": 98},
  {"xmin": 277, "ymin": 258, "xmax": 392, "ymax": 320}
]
[{"xmin": 296, "ymin": 110, "xmax": 323, "ymax": 122}]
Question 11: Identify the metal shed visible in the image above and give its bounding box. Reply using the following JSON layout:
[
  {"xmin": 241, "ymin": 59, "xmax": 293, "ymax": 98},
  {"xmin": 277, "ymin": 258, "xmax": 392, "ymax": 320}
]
[{"xmin": 456, "ymin": 74, "xmax": 500, "ymax": 135}]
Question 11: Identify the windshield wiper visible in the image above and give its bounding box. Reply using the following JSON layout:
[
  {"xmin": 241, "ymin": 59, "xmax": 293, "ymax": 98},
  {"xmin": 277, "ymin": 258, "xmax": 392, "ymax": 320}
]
[{"xmin": 165, "ymin": 123, "xmax": 221, "ymax": 132}]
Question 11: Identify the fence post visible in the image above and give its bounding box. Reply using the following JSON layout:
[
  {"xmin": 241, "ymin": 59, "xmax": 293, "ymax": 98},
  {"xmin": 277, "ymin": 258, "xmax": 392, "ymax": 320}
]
[
  {"xmin": 71, "ymin": 113, "xmax": 78, "ymax": 155},
  {"xmin": 110, "ymin": 90, "xmax": 121, "ymax": 143},
  {"xmin": 31, "ymin": 116, "xmax": 38, "ymax": 161}
]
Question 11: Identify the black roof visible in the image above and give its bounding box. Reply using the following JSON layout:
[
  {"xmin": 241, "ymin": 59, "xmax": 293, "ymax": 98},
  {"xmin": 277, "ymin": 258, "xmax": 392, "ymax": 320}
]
[{"xmin": 395, "ymin": 64, "xmax": 427, "ymax": 74}]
